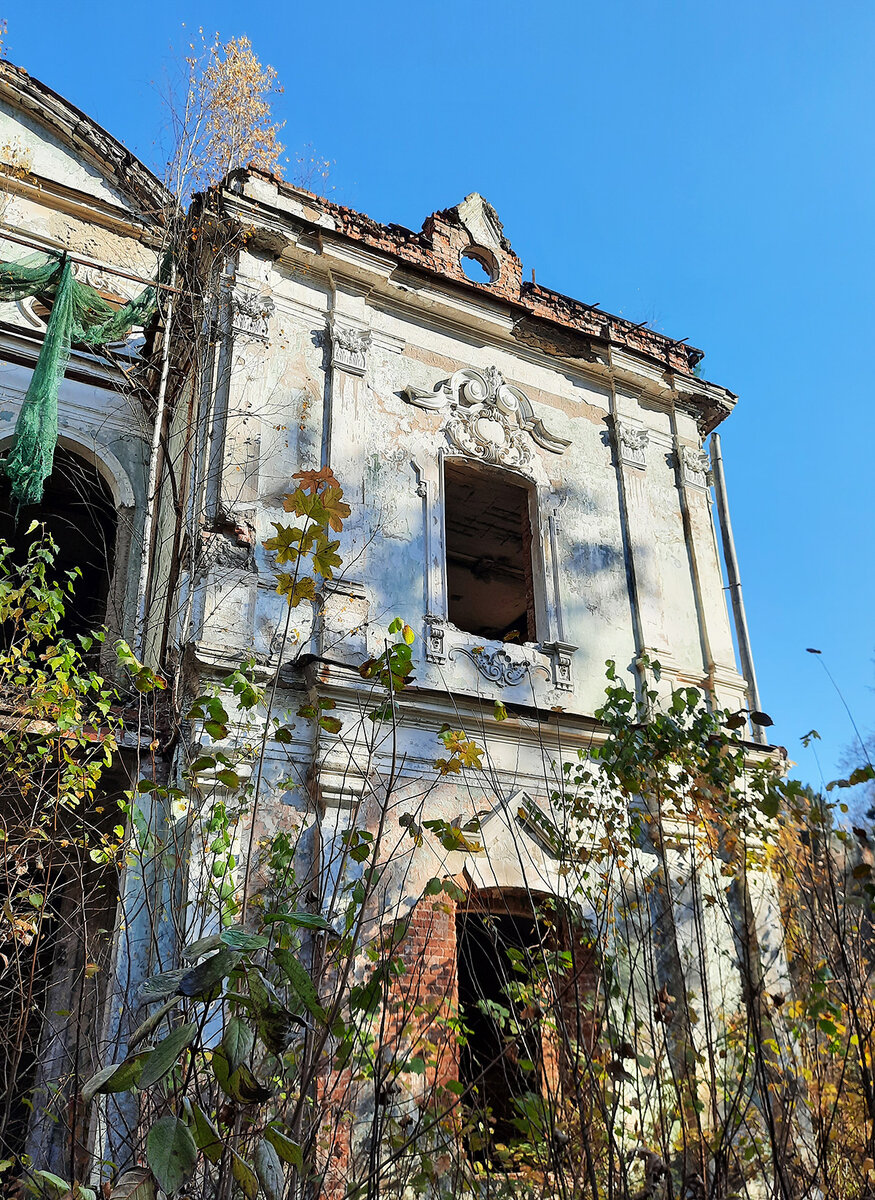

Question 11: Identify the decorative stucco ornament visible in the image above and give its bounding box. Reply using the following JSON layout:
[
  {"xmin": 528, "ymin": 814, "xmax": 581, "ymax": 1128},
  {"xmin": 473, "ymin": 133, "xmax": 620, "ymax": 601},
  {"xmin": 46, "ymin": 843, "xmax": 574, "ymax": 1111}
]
[
  {"xmin": 328, "ymin": 321, "xmax": 371, "ymax": 375},
  {"xmin": 678, "ymin": 443, "xmax": 712, "ymax": 489},
  {"xmin": 458, "ymin": 646, "xmax": 530, "ymax": 687},
  {"xmin": 232, "ymin": 290, "xmax": 275, "ymax": 341},
  {"xmin": 614, "ymin": 417, "xmax": 649, "ymax": 469},
  {"xmin": 403, "ymin": 366, "xmax": 570, "ymax": 468}
]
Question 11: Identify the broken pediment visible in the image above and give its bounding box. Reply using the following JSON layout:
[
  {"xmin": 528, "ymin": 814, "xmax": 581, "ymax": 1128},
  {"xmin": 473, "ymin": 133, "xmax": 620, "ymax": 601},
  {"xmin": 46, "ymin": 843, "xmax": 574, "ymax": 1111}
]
[{"xmin": 420, "ymin": 192, "xmax": 523, "ymax": 299}]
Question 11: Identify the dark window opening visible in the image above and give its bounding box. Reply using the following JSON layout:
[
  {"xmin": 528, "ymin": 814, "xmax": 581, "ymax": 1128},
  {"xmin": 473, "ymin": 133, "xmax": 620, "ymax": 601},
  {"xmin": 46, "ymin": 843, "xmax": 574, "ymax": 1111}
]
[
  {"xmin": 444, "ymin": 460, "xmax": 537, "ymax": 643},
  {"xmin": 0, "ymin": 446, "xmax": 117, "ymax": 643},
  {"xmin": 456, "ymin": 906, "xmax": 544, "ymax": 1154}
]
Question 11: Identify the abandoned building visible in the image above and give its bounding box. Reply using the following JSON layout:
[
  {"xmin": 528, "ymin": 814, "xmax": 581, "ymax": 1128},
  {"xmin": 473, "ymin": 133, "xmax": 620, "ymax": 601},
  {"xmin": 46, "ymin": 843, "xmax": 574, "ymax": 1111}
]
[{"xmin": 0, "ymin": 59, "xmax": 793, "ymax": 1197}]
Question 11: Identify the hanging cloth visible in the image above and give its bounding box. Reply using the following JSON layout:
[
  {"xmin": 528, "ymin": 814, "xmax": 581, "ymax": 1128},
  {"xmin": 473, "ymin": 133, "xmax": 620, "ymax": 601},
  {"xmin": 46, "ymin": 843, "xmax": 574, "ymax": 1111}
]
[{"xmin": 0, "ymin": 247, "xmax": 162, "ymax": 508}]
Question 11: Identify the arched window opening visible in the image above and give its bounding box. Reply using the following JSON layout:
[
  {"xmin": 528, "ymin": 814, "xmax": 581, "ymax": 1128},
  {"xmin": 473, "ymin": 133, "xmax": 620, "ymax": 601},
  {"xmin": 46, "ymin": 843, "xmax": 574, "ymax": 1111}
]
[
  {"xmin": 460, "ymin": 246, "xmax": 498, "ymax": 284},
  {"xmin": 456, "ymin": 889, "xmax": 597, "ymax": 1164},
  {"xmin": 0, "ymin": 446, "xmax": 117, "ymax": 641},
  {"xmin": 444, "ymin": 459, "xmax": 537, "ymax": 643},
  {"xmin": 457, "ymin": 899, "xmax": 544, "ymax": 1153}
]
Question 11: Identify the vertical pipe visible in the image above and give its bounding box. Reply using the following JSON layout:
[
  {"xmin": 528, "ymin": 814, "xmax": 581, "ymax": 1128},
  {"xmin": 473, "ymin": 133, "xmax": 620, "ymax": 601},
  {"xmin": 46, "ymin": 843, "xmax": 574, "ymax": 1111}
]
[
  {"xmin": 134, "ymin": 261, "xmax": 175, "ymax": 657},
  {"xmin": 709, "ymin": 432, "xmax": 767, "ymax": 744}
]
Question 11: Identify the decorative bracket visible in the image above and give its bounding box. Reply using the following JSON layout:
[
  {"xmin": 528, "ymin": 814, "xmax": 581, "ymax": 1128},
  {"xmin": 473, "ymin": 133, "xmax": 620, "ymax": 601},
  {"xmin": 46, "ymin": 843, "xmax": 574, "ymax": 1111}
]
[
  {"xmin": 541, "ymin": 640, "xmax": 578, "ymax": 692},
  {"xmin": 232, "ymin": 290, "xmax": 275, "ymax": 341},
  {"xmin": 424, "ymin": 614, "xmax": 447, "ymax": 664},
  {"xmin": 403, "ymin": 366, "xmax": 570, "ymax": 468},
  {"xmin": 614, "ymin": 417, "xmax": 649, "ymax": 470},
  {"xmin": 451, "ymin": 644, "xmax": 552, "ymax": 688},
  {"xmin": 328, "ymin": 317, "xmax": 371, "ymax": 376},
  {"xmin": 678, "ymin": 443, "xmax": 712, "ymax": 490}
]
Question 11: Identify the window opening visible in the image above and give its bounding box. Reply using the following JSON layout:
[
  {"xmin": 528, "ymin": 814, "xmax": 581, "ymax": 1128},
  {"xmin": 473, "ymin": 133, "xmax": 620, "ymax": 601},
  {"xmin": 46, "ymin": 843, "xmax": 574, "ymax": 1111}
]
[
  {"xmin": 460, "ymin": 248, "xmax": 495, "ymax": 284},
  {"xmin": 0, "ymin": 446, "xmax": 117, "ymax": 642},
  {"xmin": 444, "ymin": 460, "xmax": 537, "ymax": 643}
]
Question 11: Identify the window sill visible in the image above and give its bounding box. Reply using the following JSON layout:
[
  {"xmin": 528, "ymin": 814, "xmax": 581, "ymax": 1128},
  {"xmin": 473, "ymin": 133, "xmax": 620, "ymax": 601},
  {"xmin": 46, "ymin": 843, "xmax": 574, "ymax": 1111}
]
[{"xmin": 424, "ymin": 617, "xmax": 576, "ymax": 693}]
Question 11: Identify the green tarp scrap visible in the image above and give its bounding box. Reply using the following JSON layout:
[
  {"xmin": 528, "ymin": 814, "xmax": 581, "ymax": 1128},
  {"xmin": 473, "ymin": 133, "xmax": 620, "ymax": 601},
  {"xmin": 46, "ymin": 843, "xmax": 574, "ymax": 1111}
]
[{"xmin": 0, "ymin": 246, "xmax": 162, "ymax": 509}]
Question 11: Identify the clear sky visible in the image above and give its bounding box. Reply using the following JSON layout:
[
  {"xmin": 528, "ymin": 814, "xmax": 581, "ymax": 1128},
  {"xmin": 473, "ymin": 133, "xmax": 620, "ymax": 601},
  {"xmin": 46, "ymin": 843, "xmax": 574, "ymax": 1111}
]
[{"xmin": 5, "ymin": 0, "xmax": 874, "ymax": 795}]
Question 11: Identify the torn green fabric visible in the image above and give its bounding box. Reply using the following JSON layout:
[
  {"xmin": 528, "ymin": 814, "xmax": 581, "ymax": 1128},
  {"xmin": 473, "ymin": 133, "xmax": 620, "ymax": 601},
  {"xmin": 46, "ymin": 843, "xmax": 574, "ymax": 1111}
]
[{"xmin": 0, "ymin": 247, "xmax": 162, "ymax": 508}]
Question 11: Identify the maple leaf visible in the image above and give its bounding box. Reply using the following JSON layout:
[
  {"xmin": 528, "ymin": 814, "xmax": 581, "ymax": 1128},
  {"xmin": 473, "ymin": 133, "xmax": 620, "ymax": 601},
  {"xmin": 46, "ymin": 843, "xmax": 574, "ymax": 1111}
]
[
  {"xmin": 263, "ymin": 523, "xmax": 304, "ymax": 564},
  {"xmin": 293, "ymin": 465, "xmax": 339, "ymax": 494},
  {"xmin": 458, "ymin": 741, "xmax": 483, "ymax": 770},
  {"xmin": 312, "ymin": 536, "xmax": 342, "ymax": 579},
  {"xmin": 319, "ymin": 485, "xmax": 351, "ymax": 532},
  {"xmin": 276, "ymin": 574, "xmax": 316, "ymax": 608},
  {"xmin": 283, "ymin": 490, "xmax": 329, "ymax": 527},
  {"xmin": 435, "ymin": 757, "xmax": 462, "ymax": 776}
]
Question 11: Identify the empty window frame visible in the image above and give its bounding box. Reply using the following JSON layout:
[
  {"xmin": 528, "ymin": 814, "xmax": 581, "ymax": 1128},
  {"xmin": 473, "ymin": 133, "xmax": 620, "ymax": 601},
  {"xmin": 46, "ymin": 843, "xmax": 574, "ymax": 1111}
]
[{"xmin": 443, "ymin": 460, "xmax": 537, "ymax": 643}]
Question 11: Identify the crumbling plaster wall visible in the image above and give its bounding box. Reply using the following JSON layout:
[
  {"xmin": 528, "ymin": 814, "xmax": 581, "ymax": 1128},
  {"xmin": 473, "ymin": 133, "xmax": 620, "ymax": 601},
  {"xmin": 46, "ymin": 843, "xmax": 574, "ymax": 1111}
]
[
  {"xmin": 0, "ymin": 95, "xmax": 164, "ymax": 648},
  {"xmin": 194, "ymin": 212, "xmax": 746, "ymax": 727}
]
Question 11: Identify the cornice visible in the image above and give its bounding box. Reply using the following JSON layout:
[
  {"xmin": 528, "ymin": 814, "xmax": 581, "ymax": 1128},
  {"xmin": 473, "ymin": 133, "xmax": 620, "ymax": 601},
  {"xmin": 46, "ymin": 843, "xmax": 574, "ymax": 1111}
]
[{"xmin": 222, "ymin": 179, "xmax": 737, "ymax": 433}]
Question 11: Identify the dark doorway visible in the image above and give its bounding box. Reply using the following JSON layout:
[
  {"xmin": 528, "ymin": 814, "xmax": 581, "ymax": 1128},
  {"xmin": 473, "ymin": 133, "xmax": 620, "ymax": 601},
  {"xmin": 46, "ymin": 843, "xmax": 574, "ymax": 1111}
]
[{"xmin": 456, "ymin": 908, "xmax": 544, "ymax": 1151}]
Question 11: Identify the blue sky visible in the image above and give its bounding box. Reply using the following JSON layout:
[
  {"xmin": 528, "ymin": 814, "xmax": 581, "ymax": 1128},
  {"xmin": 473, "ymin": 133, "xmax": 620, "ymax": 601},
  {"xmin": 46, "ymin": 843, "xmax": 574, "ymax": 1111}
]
[{"xmin": 7, "ymin": 1, "xmax": 874, "ymax": 792}]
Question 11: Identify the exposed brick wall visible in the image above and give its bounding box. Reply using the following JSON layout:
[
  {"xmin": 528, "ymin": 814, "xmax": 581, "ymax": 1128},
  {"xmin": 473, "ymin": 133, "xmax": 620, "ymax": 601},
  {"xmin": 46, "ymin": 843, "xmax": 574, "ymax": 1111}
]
[{"xmin": 240, "ymin": 169, "xmax": 710, "ymax": 381}]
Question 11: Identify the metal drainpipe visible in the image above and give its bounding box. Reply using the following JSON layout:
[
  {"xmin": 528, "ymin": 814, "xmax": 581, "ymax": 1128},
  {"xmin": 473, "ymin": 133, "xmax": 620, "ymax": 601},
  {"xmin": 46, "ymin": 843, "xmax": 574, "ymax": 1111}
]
[
  {"xmin": 133, "ymin": 260, "xmax": 175, "ymax": 658},
  {"xmin": 709, "ymin": 432, "xmax": 767, "ymax": 744}
]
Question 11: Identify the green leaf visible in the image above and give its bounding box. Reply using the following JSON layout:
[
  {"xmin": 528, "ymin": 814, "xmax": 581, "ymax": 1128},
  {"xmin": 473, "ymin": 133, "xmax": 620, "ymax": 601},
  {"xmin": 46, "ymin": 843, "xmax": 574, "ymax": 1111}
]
[
  {"xmin": 255, "ymin": 1139, "xmax": 286, "ymax": 1200},
  {"xmin": 493, "ymin": 700, "xmax": 508, "ymax": 722},
  {"xmin": 181, "ymin": 932, "xmax": 223, "ymax": 961},
  {"xmin": 184, "ymin": 1100, "xmax": 223, "ymax": 1165},
  {"xmin": 188, "ymin": 755, "xmax": 216, "ymax": 773},
  {"xmin": 178, "ymin": 949, "xmax": 240, "ymax": 998},
  {"xmin": 146, "ymin": 1116, "xmax": 197, "ymax": 1195},
  {"xmin": 263, "ymin": 910, "xmax": 333, "ymax": 931},
  {"xmin": 265, "ymin": 1125, "xmax": 303, "ymax": 1169},
  {"xmin": 138, "ymin": 1022, "xmax": 198, "ymax": 1090},
  {"xmin": 82, "ymin": 1054, "xmax": 146, "ymax": 1103},
  {"xmin": 138, "ymin": 968, "xmax": 186, "ymax": 1004},
  {"xmin": 222, "ymin": 1015, "xmax": 255, "ymax": 1074},
  {"xmin": 758, "ymin": 794, "xmax": 780, "ymax": 819},
  {"xmin": 318, "ymin": 715, "xmax": 343, "ymax": 734},
  {"xmin": 212, "ymin": 1046, "xmax": 272, "ymax": 1104},
  {"xmin": 28, "ymin": 1172, "xmax": 72, "ymax": 1199},
  {"xmin": 231, "ymin": 1152, "xmax": 259, "ymax": 1200},
  {"xmin": 312, "ymin": 537, "xmax": 342, "ymax": 579},
  {"xmin": 220, "ymin": 928, "xmax": 270, "ymax": 952},
  {"xmin": 81, "ymin": 1063, "xmax": 124, "ymax": 1106},
  {"xmin": 273, "ymin": 948, "xmax": 325, "ymax": 1020}
]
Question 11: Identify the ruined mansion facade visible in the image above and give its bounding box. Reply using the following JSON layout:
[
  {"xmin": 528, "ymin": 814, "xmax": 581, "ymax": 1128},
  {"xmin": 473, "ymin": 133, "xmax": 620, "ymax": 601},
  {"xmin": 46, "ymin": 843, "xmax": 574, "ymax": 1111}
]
[{"xmin": 0, "ymin": 62, "xmax": 795, "ymax": 1196}]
